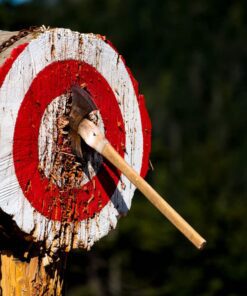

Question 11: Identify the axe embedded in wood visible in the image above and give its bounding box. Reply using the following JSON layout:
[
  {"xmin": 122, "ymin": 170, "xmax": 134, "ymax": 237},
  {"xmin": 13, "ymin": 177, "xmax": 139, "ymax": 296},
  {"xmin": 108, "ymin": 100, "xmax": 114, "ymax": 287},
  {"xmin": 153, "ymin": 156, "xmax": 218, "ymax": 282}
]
[
  {"xmin": 69, "ymin": 85, "xmax": 206, "ymax": 250},
  {"xmin": 69, "ymin": 86, "xmax": 98, "ymax": 159}
]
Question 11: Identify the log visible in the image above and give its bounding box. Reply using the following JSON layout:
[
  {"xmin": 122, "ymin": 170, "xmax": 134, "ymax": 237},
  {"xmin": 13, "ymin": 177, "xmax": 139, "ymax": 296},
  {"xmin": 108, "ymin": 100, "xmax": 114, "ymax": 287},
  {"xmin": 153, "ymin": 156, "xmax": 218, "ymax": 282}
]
[{"xmin": 0, "ymin": 27, "xmax": 151, "ymax": 294}]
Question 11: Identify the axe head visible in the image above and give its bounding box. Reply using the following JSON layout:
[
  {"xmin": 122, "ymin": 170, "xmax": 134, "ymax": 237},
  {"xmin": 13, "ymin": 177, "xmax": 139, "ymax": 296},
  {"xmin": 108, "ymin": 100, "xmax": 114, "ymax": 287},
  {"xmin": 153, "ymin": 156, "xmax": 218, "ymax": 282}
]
[{"xmin": 69, "ymin": 85, "xmax": 97, "ymax": 158}]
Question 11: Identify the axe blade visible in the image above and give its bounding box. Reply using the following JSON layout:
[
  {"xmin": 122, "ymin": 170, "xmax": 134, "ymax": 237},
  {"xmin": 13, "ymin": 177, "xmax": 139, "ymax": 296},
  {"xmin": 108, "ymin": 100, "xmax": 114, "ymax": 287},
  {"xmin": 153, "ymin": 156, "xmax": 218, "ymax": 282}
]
[{"xmin": 69, "ymin": 85, "xmax": 97, "ymax": 158}]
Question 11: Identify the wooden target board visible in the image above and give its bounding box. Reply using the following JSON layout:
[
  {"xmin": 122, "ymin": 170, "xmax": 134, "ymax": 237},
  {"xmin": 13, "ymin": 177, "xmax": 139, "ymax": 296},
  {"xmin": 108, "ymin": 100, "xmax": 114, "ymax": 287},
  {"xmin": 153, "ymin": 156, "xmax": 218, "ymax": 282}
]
[{"xmin": 0, "ymin": 28, "xmax": 151, "ymax": 251}]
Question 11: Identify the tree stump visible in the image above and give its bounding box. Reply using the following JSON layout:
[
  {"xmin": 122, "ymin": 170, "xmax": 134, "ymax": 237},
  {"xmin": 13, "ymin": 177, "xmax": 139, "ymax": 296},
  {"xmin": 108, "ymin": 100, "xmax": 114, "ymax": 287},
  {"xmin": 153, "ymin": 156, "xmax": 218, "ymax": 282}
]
[{"xmin": 0, "ymin": 27, "xmax": 151, "ymax": 295}]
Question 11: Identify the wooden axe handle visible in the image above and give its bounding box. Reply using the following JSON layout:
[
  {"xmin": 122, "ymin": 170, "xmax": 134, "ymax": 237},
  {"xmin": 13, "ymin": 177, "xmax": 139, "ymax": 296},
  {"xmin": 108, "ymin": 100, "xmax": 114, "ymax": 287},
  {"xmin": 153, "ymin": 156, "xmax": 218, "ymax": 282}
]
[
  {"xmin": 77, "ymin": 119, "xmax": 206, "ymax": 249},
  {"xmin": 102, "ymin": 143, "xmax": 206, "ymax": 250}
]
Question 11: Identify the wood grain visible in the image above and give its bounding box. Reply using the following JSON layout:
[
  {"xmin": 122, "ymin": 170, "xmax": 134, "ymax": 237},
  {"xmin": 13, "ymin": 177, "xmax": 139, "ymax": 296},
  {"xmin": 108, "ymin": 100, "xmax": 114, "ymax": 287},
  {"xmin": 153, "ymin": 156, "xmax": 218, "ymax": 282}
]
[{"xmin": 0, "ymin": 252, "xmax": 66, "ymax": 296}]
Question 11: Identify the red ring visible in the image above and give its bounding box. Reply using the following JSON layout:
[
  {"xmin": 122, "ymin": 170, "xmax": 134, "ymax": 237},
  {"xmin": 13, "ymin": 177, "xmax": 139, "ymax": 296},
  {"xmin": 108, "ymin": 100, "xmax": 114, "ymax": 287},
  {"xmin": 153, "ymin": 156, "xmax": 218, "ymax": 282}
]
[{"xmin": 13, "ymin": 60, "xmax": 125, "ymax": 222}]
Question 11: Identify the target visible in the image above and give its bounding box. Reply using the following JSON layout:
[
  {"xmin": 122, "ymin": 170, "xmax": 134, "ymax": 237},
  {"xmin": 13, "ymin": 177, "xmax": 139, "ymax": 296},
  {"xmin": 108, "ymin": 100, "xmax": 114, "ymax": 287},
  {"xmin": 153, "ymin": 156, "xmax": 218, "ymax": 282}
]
[{"xmin": 0, "ymin": 28, "xmax": 151, "ymax": 250}]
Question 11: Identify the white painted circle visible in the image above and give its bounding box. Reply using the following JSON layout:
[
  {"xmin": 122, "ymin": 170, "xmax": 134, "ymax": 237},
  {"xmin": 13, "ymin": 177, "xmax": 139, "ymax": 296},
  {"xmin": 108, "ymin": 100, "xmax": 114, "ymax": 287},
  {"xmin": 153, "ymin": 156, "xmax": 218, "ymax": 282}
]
[
  {"xmin": 38, "ymin": 94, "xmax": 104, "ymax": 188},
  {"xmin": 0, "ymin": 29, "xmax": 143, "ymax": 250}
]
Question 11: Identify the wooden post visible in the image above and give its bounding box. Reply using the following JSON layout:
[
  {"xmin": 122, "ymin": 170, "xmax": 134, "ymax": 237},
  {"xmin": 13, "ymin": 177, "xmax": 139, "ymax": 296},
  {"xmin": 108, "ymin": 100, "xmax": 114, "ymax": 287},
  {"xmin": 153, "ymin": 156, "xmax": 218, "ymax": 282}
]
[
  {"xmin": 0, "ymin": 204, "xmax": 67, "ymax": 295},
  {"xmin": 0, "ymin": 252, "xmax": 67, "ymax": 296},
  {"xmin": 0, "ymin": 27, "xmax": 152, "ymax": 294}
]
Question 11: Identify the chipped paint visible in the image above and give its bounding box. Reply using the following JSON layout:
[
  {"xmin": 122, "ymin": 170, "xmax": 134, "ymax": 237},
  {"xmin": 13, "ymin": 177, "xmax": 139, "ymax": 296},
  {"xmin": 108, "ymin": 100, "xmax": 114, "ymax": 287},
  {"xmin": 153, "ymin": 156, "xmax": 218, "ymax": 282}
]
[{"xmin": 0, "ymin": 28, "xmax": 151, "ymax": 252}]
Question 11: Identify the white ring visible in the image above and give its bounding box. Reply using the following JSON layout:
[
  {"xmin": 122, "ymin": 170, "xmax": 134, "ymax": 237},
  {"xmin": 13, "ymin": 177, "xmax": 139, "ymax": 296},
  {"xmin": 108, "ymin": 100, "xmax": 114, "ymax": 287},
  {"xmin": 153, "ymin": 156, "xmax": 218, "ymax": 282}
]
[{"xmin": 0, "ymin": 29, "xmax": 143, "ymax": 249}]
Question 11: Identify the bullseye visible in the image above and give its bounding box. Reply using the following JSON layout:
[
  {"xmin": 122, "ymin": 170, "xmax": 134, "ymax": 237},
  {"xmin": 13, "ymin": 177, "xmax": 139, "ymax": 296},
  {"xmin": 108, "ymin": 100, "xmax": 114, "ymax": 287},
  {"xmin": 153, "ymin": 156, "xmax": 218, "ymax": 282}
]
[
  {"xmin": 38, "ymin": 94, "xmax": 104, "ymax": 188},
  {"xmin": 13, "ymin": 60, "xmax": 125, "ymax": 221}
]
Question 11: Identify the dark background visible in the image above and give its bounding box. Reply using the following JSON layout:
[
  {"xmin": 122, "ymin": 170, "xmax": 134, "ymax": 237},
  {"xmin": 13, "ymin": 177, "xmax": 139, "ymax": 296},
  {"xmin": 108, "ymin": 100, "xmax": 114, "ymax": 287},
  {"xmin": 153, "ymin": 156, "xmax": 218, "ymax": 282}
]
[{"xmin": 1, "ymin": 0, "xmax": 247, "ymax": 295}]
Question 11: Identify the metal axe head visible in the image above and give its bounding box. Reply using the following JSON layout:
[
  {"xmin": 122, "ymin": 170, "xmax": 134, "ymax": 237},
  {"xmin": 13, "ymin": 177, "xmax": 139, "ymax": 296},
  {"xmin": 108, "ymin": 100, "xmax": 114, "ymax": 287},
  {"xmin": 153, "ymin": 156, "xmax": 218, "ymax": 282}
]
[{"xmin": 69, "ymin": 85, "xmax": 97, "ymax": 158}]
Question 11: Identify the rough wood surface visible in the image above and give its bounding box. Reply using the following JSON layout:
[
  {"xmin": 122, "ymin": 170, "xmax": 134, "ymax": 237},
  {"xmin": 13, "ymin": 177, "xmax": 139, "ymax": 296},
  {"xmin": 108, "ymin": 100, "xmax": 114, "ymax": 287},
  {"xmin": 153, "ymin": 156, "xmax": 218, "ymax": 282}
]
[{"xmin": 0, "ymin": 252, "xmax": 66, "ymax": 296}]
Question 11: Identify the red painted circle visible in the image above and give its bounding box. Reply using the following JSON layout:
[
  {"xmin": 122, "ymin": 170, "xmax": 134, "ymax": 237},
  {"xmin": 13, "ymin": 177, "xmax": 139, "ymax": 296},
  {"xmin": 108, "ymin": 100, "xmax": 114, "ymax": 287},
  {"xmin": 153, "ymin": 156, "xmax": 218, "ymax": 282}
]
[{"xmin": 13, "ymin": 60, "xmax": 125, "ymax": 222}]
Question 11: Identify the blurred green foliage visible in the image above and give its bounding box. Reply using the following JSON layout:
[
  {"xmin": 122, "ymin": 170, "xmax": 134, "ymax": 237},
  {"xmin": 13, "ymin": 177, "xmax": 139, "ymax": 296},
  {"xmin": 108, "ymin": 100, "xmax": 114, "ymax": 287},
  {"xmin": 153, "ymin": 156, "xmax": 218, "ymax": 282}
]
[{"xmin": 1, "ymin": 0, "xmax": 247, "ymax": 295}]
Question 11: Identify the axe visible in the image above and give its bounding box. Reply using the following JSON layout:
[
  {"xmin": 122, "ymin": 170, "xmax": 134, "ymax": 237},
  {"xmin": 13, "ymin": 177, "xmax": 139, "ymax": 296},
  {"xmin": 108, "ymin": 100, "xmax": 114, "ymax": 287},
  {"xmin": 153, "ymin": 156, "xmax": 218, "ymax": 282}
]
[{"xmin": 69, "ymin": 86, "xmax": 206, "ymax": 249}]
